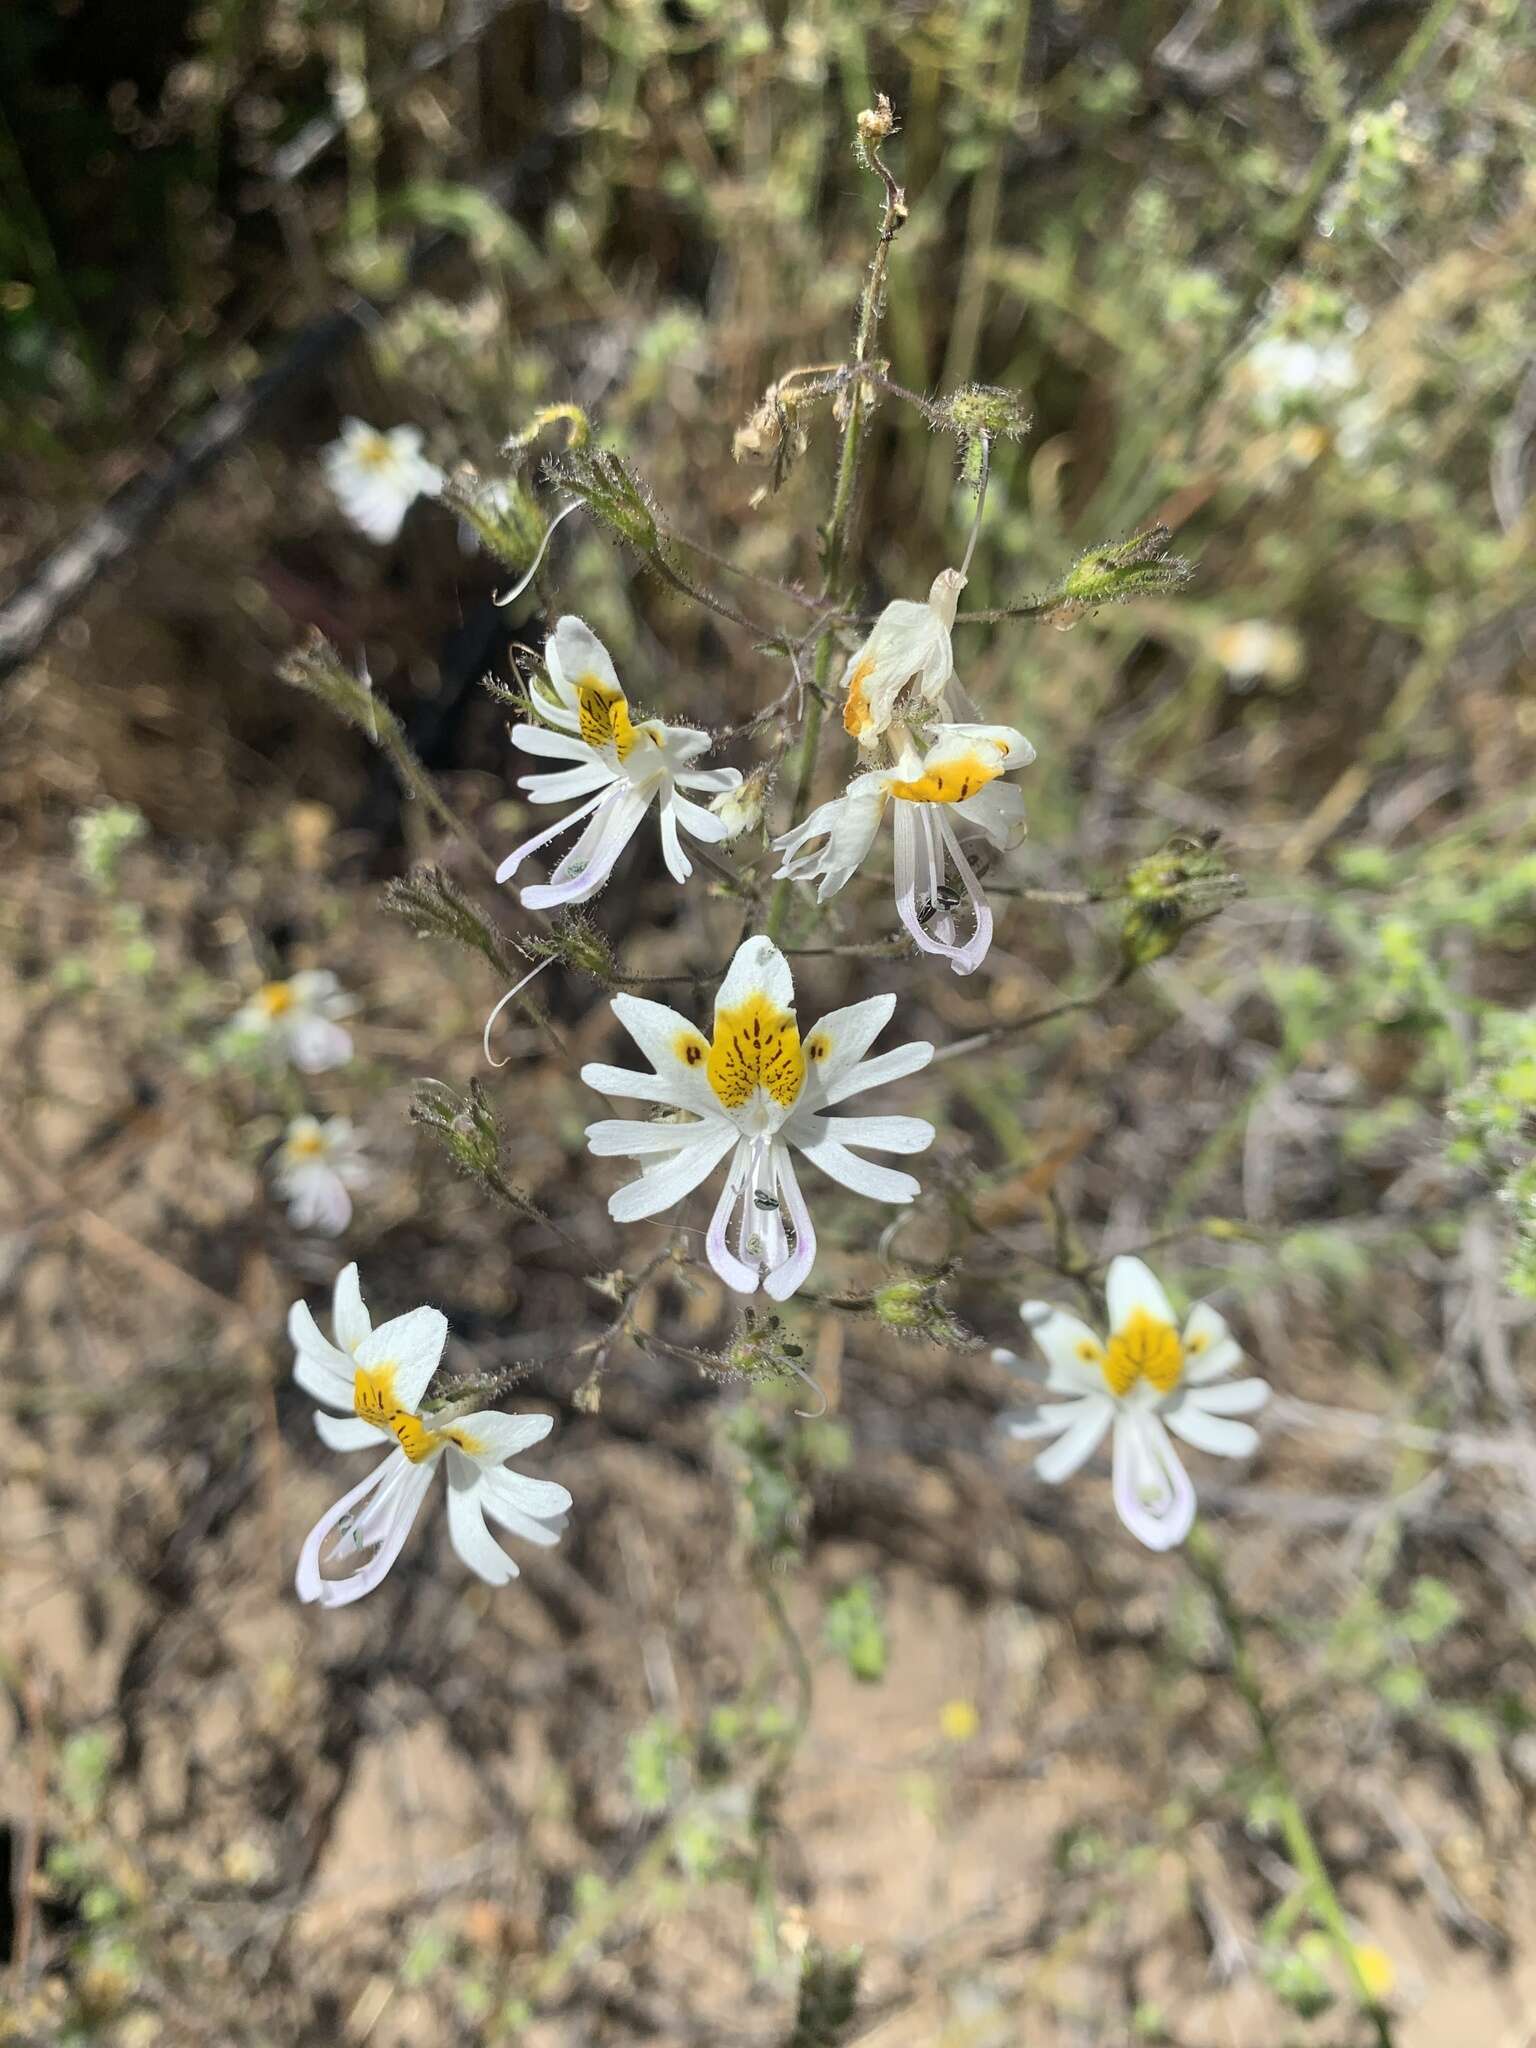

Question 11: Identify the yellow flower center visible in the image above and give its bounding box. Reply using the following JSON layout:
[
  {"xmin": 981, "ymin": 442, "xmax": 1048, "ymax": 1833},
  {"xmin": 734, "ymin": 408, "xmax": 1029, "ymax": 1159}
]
[
  {"xmin": 353, "ymin": 1363, "xmax": 484, "ymax": 1464},
  {"xmin": 576, "ymin": 673, "xmax": 639, "ymax": 761},
  {"xmin": 888, "ymin": 750, "xmax": 1003, "ymax": 806},
  {"xmin": 257, "ymin": 980, "xmax": 295, "ymax": 1017},
  {"xmin": 357, "ymin": 434, "xmax": 396, "ymax": 470},
  {"xmin": 286, "ymin": 1129, "xmax": 328, "ymax": 1161},
  {"xmin": 842, "ymin": 655, "xmax": 878, "ymax": 739},
  {"xmin": 703, "ymin": 993, "xmax": 805, "ymax": 1111},
  {"xmin": 1101, "ymin": 1309, "xmax": 1184, "ymax": 1397}
]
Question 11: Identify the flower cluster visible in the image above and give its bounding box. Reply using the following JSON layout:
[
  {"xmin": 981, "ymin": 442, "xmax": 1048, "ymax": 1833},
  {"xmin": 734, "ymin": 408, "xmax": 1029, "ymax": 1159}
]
[{"xmin": 772, "ymin": 572, "xmax": 1036, "ymax": 975}]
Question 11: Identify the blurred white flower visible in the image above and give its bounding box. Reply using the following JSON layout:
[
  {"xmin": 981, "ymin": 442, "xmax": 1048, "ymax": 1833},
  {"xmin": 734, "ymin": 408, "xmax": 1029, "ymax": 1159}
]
[
  {"xmin": 234, "ymin": 970, "xmax": 355, "ymax": 1072},
  {"xmin": 1245, "ymin": 336, "xmax": 1361, "ymax": 425},
  {"xmin": 581, "ymin": 935, "xmax": 933, "ymax": 1301},
  {"xmin": 291, "ymin": 1263, "xmax": 571, "ymax": 1608},
  {"xmin": 273, "ymin": 1116, "xmax": 371, "ymax": 1235},
  {"xmin": 773, "ymin": 722, "xmax": 1035, "ymax": 976},
  {"xmin": 497, "ymin": 616, "xmax": 741, "ymax": 909},
  {"xmin": 1210, "ymin": 619, "xmax": 1302, "ymax": 687},
  {"xmin": 322, "ymin": 418, "xmax": 444, "ymax": 543},
  {"xmin": 839, "ymin": 569, "xmax": 966, "ymax": 749},
  {"xmin": 996, "ymin": 1255, "xmax": 1270, "ymax": 1551}
]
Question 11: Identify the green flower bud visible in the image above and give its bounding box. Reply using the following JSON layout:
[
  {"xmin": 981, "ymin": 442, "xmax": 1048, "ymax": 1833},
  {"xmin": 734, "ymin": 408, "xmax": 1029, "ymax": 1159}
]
[
  {"xmin": 1120, "ymin": 832, "xmax": 1245, "ymax": 968},
  {"xmin": 545, "ymin": 448, "xmax": 659, "ymax": 554},
  {"xmin": 1057, "ymin": 525, "xmax": 1194, "ymax": 612}
]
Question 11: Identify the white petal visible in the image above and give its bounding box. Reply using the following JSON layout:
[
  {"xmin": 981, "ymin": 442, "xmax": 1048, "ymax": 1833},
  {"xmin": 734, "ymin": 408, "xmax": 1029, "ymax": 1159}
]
[
  {"xmin": 657, "ymin": 796, "xmax": 692, "ymax": 884},
  {"xmin": 314, "ymin": 1412, "xmax": 383, "ymax": 1453},
  {"xmin": 584, "ymin": 1116, "xmax": 705, "ymax": 1157},
  {"xmin": 1162, "ymin": 1406, "xmax": 1261, "ymax": 1459},
  {"xmin": 511, "ymin": 723, "xmax": 596, "ymax": 763},
  {"xmin": 580, "ymin": 1061, "xmax": 700, "ymax": 1111},
  {"xmin": 332, "ymin": 1264, "xmax": 371, "ymax": 1352},
  {"xmin": 814, "ymin": 1113, "xmax": 933, "ymax": 1155},
  {"xmin": 668, "ymin": 790, "xmax": 731, "ymax": 843},
  {"xmin": 1177, "ymin": 1377, "xmax": 1270, "ymax": 1419},
  {"xmin": 1016, "ymin": 1302, "xmax": 1110, "ymax": 1396},
  {"xmin": 287, "ymin": 1015, "xmax": 354, "ymax": 1072},
  {"xmin": 1033, "ymin": 1399, "xmax": 1114, "ymax": 1483},
  {"xmin": 454, "ymin": 1410, "xmax": 554, "ymax": 1460},
  {"xmin": 445, "ymin": 1469, "xmax": 520, "ymax": 1585},
  {"xmin": 607, "ymin": 1124, "xmax": 737, "ymax": 1222},
  {"xmin": 295, "ymin": 1453, "xmax": 432, "ymax": 1607},
  {"xmin": 520, "ymin": 786, "xmax": 650, "ymax": 909},
  {"xmin": 289, "ymin": 1302, "xmax": 356, "ymax": 1408},
  {"xmin": 1105, "ymin": 1255, "xmax": 1177, "ymax": 1335},
  {"xmin": 762, "ymin": 1148, "xmax": 817, "ymax": 1301},
  {"xmin": 1181, "ymin": 1301, "xmax": 1245, "ymax": 1382},
  {"xmin": 547, "ymin": 615, "xmax": 623, "ymax": 700},
  {"xmin": 823, "ymin": 1039, "xmax": 934, "ymax": 1108},
  {"xmin": 1111, "ymin": 1411, "xmax": 1196, "ymax": 1551},
  {"xmin": 607, "ymin": 994, "xmax": 718, "ymax": 1113},
  {"xmin": 800, "ymin": 994, "xmax": 894, "ymax": 1099},
  {"xmin": 705, "ymin": 1144, "xmax": 761, "ymax": 1294},
  {"xmin": 794, "ymin": 1133, "xmax": 920, "ymax": 1205},
  {"xmin": 475, "ymin": 1463, "xmax": 567, "ymax": 1545},
  {"xmin": 354, "ymin": 1307, "xmax": 448, "ymax": 1411},
  {"xmin": 519, "ymin": 762, "xmax": 618, "ymax": 804},
  {"xmin": 714, "ymin": 935, "xmax": 796, "ymax": 1023},
  {"xmin": 494, "ymin": 789, "xmax": 608, "ymax": 885}
]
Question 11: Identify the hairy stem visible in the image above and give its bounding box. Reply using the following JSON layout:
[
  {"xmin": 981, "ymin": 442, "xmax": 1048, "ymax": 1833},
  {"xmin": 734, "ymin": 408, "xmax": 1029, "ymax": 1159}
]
[{"xmin": 766, "ymin": 105, "xmax": 907, "ymax": 942}]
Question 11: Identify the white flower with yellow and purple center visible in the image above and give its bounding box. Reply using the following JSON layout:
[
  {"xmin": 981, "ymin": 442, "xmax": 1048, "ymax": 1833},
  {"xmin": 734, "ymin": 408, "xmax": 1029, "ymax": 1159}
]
[
  {"xmin": 581, "ymin": 935, "xmax": 935, "ymax": 1301},
  {"xmin": 772, "ymin": 720, "xmax": 1035, "ymax": 977},
  {"xmin": 996, "ymin": 1256, "xmax": 1270, "ymax": 1551},
  {"xmin": 290, "ymin": 1264, "xmax": 571, "ymax": 1608},
  {"xmin": 496, "ymin": 616, "xmax": 741, "ymax": 910}
]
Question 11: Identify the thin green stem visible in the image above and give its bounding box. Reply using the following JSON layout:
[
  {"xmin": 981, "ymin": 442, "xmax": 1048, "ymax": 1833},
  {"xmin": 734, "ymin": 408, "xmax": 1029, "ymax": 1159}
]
[
  {"xmin": 1186, "ymin": 1522, "xmax": 1395, "ymax": 2047},
  {"xmin": 766, "ymin": 106, "xmax": 907, "ymax": 944}
]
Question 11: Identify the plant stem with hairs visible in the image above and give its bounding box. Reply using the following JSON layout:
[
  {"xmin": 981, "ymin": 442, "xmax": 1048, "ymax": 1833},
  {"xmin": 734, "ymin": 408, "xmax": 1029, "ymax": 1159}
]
[{"xmin": 766, "ymin": 98, "xmax": 907, "ymax": 944}]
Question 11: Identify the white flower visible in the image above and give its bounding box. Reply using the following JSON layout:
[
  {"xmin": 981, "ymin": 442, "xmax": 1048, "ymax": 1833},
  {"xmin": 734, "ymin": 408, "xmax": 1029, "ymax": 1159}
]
[
  {"xmin": 233, "ymin": 970, "xmax": 355, "ymax": 1072},
  {"xmin": 321, "ymin": 418, "xmax": 444, "ymax": 543},
  {"xmin": 273, "ymin": 1116, "xmax": 372, "ymax": 1235},
  {"xmin": 996, "ymin": 1256, "xmax": 1270, "ymax": 1551},
  {"xmin": 1210, "ymin": 619, "xmax": 1302, "ymax": 687},
  {"xmin": 581, "ymin": 935, "xmax": 934, "ymax": 1301},
  {"xmin": 1245, "ymin": 336, "xmax": 1361, "ymax": 425},
  {"xmin": 496, "ymin": 617, "xmax": 742, "ymax": 910},
  {"xmin": 290, "ymin": 1264, "xmax": 572, "ymax": 1608},
  {"xmin": 773, "ymin": 722, "xmax": 1035, "ymax": 976},
  {"xmin": 839, "ymin": 569, "xmax": 966, "ymax": 749}
]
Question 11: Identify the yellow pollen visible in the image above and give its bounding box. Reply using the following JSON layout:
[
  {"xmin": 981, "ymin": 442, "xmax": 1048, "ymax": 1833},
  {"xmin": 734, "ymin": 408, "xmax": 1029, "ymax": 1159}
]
[
  {"xmin": 257, "ymin": 980, "xmax": 295, "ymax": 1017},
  {"xmin": 353, "ymin": 1363, "xmax": 483, "ymax": 1463},
  {"xmin": 576, "ymin": 674, "xmax": 638, "ymax": 760},
  {"xmin": 706, "ymin": 992, "xmax": 805, "ymax": 1110},
  {"xmin": 1101, "ymin": 1309, "xmax": 1184, "ymax": 1398},
  {"xmin": 842, "ymin": 655, "xmax": 877, "ymax": 738},
  {"xmin": 887, "ymin": 750, "xmax": 1004, "ymax": 806}
]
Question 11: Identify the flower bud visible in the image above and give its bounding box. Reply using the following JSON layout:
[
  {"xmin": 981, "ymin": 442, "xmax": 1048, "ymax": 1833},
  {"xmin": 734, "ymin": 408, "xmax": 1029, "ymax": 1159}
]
[
  {"xmin": 1119, "ymin": 831, "xmax": 1244, "ymax": 968},
  {"xmin": 709, "ymin": 763, "xmax": 773, "ymax": 841},
  {"xmin": 1057, "ymin": 525, "xmax": 1193, "ymax": 613}
]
